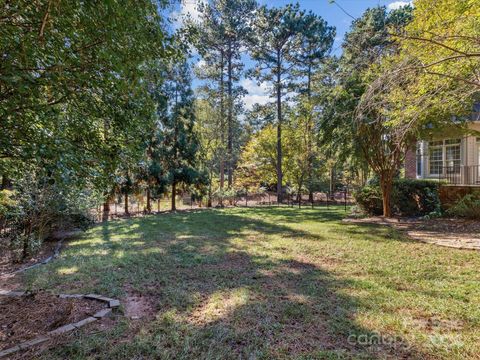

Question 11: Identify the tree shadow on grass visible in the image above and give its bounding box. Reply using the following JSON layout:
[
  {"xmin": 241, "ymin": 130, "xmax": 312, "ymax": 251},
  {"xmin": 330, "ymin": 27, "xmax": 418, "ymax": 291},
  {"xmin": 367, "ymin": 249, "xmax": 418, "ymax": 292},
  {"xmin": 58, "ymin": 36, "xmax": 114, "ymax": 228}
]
[
  {"xmin": 27, "ymin": 208, "xmax": 428, "ymax": 359},
  {"xmin": 340, "ymin": 221, "xmax": 420, "ymax": 245},
  {"xmin": 144, "ymin": 256, "xmax": 425, "ymax": 359},
  {"xmin": 238, "ymin": 205, "xmax": 346, "ymax": 224}
]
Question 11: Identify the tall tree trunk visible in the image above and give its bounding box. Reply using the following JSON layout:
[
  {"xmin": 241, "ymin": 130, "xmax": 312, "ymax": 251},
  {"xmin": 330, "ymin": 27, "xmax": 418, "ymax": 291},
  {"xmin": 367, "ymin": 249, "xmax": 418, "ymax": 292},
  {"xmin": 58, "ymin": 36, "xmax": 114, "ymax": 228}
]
[
  {"xmin": 276, "ymin": 52, "xmax": 283, "ymax": 203},
  {"xmin": 124, "ymin": 193, "xmax": 129, "ymax": 215},
  {"xmin": 380, "ymin": 173, "xmax": 393, "ymax": 217},
  {"xmin": 219, "ymin": 50, "xmax": 225, "ymax": 205},
  {"xmin": 227, "ymin": 42, "xmax": 233, "ymax": 187},
  {"xmin": 219, "ymin": 159, "xmax": 225, "ymax": 205},
  {"xmin": 306, "ymin": 65, "xmax": 314, "ymax": 204},
  {"xmin": 329, "ymin": 167, "xmax": 335, "ymax": 199},
  {"xmin": 102, "ymin": 194, "xmax": 110, "ymax": 222},
  {"xmin": 207, "ymin": 168, "xmax": 213, "ymax": 208},
  {"xmin": 171, "ymin": 181, "xmax": 176, "ymax": 211},
  {"xmin": 102, "ymin": 117, "xmax": 111, "ymax": 222},
  {"xmin": 146, "ymin": 188, "xmax": 151, "ymax": 213},
  {"xmin": 296, "ymin": 176, "xmax": 304, "ymax": 205},
  {"xmin": 1, "ymin": 175, "xmax": 11, "ymax": 190},
  {"xmin": 22, "ymin": 221, "xmax": 32, "ymax": 259}
]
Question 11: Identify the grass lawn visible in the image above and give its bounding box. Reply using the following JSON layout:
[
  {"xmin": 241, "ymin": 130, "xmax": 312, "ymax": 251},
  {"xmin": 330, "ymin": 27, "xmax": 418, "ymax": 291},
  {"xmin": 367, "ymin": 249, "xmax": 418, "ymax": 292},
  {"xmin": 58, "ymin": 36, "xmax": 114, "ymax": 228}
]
[{"xmin": 22, "ymin": 206, "xmax": 480, "ymax": 359}]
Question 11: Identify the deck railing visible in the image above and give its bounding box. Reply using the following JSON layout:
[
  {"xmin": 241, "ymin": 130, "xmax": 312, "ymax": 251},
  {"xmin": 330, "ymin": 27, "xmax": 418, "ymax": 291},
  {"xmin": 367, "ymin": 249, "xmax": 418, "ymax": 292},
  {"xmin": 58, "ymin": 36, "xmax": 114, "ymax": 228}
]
[{"xmin": 439, "ymin": 165, "xmax": 480, "ymax": 186}]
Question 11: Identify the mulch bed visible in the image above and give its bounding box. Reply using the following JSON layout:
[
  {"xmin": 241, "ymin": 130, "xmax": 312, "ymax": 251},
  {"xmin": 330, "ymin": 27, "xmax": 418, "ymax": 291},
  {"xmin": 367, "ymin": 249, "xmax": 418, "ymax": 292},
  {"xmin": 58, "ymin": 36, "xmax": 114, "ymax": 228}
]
[
  {"xmin": 344, "ymin": 216, "xmax": 480, "ymax": 250},
  {"xmin": 0, "ymin": 291, "xmax": 104, "ymax": 351}
]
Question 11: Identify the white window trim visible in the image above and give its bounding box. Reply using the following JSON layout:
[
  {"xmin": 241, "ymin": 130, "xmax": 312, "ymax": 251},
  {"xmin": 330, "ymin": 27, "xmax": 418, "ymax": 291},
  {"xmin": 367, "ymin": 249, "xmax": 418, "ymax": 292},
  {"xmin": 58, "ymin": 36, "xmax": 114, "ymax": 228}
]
[
  {"xmin": 426, "ymin": 138, "xmax": 462, "ymax": 177},
  {"xmin": 416, "ymin": 142, "xmax": 423, "ymax": 178},
  {"xmin": 477, "ymin": 138, "xmax": 480, "ymax": 166}
]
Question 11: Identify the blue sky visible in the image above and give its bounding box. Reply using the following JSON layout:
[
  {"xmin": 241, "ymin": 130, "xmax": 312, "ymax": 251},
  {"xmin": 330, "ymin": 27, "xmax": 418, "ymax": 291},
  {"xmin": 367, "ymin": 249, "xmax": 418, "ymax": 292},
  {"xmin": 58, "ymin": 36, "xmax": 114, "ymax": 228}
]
[{"xmin": 171, "ymin": 0, "xmax": 412, "ymax": 109}]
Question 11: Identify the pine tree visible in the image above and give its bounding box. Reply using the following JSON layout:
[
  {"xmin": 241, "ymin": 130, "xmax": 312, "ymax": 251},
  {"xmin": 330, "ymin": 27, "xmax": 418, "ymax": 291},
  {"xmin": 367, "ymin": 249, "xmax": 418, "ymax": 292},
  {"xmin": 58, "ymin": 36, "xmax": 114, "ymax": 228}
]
[
  {"xmin": 295, "ymin": 12, "xmax": 335, "ymax": 202},
  {"xmin": 248, "ymin": 4, "xmax": 305, "ymax": 203},
  {"xmin": 159, "ymin": 60, "xmax": 200, "ymax": 211},
  {"xmin": 190, "ymin": 0, "xmax": 256, "ymax": 190}
]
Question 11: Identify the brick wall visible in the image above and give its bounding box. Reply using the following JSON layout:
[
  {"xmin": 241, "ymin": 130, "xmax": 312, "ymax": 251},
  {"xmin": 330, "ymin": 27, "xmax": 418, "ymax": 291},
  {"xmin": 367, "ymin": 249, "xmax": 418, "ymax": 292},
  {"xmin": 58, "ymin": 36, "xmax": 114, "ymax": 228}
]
[{"xmin": 404, "ymin": 147, "xmax": 417, "ymax": 179}]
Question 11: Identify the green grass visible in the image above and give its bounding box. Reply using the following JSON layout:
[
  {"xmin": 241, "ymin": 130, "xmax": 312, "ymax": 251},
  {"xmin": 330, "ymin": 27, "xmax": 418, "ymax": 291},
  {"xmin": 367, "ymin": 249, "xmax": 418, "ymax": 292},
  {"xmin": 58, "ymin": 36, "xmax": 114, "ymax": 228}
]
[{"xmin": 23, "ymin": 206, "xmax": 480, "ymax": 359}]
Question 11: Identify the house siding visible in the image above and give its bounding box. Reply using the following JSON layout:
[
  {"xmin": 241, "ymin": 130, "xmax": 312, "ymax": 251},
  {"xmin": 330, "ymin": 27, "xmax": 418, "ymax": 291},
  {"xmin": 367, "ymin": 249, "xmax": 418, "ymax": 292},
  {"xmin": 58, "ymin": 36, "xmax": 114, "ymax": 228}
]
[
  {"xmin": 465, "ymin": 135, "xmax": 475, "ymax": 167},
  {"xmin": 467, "ymin": 122, "xmax": 480, "ymax": 166}
]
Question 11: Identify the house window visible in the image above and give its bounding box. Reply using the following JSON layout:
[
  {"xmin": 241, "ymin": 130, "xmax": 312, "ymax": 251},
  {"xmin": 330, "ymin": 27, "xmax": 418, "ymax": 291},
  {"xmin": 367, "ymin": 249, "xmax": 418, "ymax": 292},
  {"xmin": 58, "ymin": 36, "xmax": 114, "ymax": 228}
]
[
  {"xmin": 428, "ymin": 141, "xmax": 443, "ymax": 175},
  {"xmin": 445, "ymin": 139, "xmax": 461, "ymax": 172},
  {"xmin": 428, "ymin": 139, "xmax": 461, "ymax": 175}
]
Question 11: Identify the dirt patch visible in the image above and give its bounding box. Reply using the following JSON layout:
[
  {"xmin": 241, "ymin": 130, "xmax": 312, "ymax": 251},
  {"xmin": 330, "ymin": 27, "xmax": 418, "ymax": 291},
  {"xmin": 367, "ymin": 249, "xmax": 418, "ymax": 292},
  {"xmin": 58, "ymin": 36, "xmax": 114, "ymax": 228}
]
[
  {"xmin": 412, "ymin": 316, "xmax": 464, "ymax": 332},
  {"xmin": 344, "ymin": 216, "xmax": 480, "ymax": 250},
  {"xmin": 123, "ymin": 292, "xmax": 156, "ymax": 320},
  {"xmin": 0, "ymin": 291, "xmax": 104, "ymax": 351}
]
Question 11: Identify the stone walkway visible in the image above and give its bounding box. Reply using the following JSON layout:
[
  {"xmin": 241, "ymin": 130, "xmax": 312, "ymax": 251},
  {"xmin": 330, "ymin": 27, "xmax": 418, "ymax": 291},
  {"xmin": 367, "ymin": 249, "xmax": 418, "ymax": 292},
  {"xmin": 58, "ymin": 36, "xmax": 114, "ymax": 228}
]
[{"xmin": 343, "ymin": 217, "xmax": 480, "ymax": 250}]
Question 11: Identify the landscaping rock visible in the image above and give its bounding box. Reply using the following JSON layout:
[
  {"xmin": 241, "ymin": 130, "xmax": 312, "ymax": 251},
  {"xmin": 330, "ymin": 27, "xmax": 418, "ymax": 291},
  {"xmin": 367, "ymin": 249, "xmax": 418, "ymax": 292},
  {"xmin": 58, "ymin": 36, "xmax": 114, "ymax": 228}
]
[
  {"xmin": 84, "ymin": 293, "xmax": 104, "ymax": 301},
  {"xmin": 72, "ymin": 316, "xmax": 97, "ymax": 329},
  {"xmin": 109, "ymin": 299, "xmax": 120, "ymax": 308},
  {"xmin": 0, "ymin": 289, "xmax": 25, "ymax": 296},
  {"xmin": 18, "ymin": 336, "xmax": 50, "ymax": 349},
  {"xmin": 58, "ymin": 294, "xmax": 83, "ymax": 299},
  {"xmin": 93, "ymin": 308, "xmax": 112, "ymax": 318},
  {"xmin": 42, "ymin": 256, "xmax": 53, "ymax": 264},
  {"xmin": 85, "ymin": 294, "xmax": 113, "ymax": 302},
  {"xmin": 0, "ymin": 345, "xmax": 21, "ymax": 358},
  {"xmin": 48, "ymin": 323, "xmax": 76, "ymax": 335}
]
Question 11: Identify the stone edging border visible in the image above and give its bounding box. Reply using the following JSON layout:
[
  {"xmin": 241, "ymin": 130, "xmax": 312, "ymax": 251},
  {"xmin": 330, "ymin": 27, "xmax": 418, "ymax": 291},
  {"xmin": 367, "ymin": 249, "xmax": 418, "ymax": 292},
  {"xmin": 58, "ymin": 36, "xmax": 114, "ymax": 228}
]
[
  {"xmin": 12, "ymin": 238, "xmax": 65, "ymax": 274},
  {"xmin": 10, "ymin": 229, "xmax": 84, "ymax": 275},
  {"xmin": 0, "ymin": 290, "xmax": 120, "ymax": 358}
]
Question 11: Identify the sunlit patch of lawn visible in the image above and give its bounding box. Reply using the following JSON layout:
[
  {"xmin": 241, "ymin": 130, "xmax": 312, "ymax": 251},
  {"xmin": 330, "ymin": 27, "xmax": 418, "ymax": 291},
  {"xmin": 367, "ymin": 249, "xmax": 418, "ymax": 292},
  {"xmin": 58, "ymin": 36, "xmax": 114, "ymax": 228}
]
[{"xmin": 22, "ymin": 206, "xmax": 480, "ymax": 359}]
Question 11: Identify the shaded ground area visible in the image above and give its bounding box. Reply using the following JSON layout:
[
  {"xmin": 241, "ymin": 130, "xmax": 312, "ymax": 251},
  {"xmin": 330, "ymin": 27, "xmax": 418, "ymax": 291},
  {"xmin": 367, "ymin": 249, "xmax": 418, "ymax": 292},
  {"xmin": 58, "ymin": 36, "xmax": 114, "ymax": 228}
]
[
  {"xmin": 0, "ymin": 240, "xmax": 58, "ymax": 279},
  {"xmin": 344, "ymin": 216, "xmax": 480, "ymax": 250},
  {"xmin": 0, "ymin": 229, "xmax": 82, "ymax": 293},
  {"xmin": 9, "ymin": 206, "xmax": 480, "ymax": 359},
  {"xmin": 0, "ymin": 291, "xmax": 104, "ymax": 351}
]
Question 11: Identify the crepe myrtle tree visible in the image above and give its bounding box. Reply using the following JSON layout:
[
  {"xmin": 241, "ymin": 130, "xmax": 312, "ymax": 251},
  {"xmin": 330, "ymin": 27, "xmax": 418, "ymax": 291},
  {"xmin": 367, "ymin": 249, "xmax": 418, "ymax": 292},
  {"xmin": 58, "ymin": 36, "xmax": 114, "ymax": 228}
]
[{"xmin": 354, "ymin": 60, "xmax": 420, "ymax": 218}]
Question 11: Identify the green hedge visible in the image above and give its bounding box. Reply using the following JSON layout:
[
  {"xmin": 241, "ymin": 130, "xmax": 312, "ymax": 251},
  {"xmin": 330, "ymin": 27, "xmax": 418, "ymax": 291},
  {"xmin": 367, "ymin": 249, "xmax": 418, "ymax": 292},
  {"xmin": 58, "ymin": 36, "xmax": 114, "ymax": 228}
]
[
  {"xmin": 355, "ymin": 179, "xmax": 441, "ymax": 216},
  {"xmin": 354, "ymin": 185, "xmax": 383, "ymax": 216}
]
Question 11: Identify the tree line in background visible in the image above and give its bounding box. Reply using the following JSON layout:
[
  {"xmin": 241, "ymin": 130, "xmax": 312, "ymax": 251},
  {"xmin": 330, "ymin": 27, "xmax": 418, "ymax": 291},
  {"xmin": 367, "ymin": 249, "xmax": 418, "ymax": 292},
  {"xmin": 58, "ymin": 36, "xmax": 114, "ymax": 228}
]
[
  {"xmin": 1, "ymin": 0, "xmax": 479, "ymax": 259},
  {"xmin": 192, "ymin": 0, "xmax": 479, "ymax": 218}
]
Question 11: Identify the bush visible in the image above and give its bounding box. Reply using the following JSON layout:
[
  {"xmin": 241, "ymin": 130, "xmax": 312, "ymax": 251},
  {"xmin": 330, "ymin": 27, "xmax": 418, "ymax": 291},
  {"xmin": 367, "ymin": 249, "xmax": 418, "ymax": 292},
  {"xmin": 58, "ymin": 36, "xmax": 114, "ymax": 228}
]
[
  {"xmin": 446, "ymin": 192, "xmax": 480, "ymax": 219},
  {"xmin": 355, "ymin": 179, "xmax": 441, "ymax": 216},
  {"xmin": 354, "ymin": 185, "xmax": 383, "ymax": 215},
  {"xmin": 1, "ymin": 173, "xmax": 97, "ymax": 260},
  {"xmin": 392, "ymin": 179, "xmax": 440, "ymax": 216},
  {"xmin": 0, "ymin": 189, "xmax": 16, "ymax": 218}
]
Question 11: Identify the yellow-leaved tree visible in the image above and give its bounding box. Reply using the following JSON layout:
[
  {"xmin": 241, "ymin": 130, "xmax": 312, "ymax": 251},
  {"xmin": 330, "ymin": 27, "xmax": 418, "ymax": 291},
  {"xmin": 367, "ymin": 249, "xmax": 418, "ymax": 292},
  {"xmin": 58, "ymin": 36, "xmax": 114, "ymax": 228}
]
[{"xmin": 399, "ymin": 0, "xmax": 480, "ymax": 117}]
